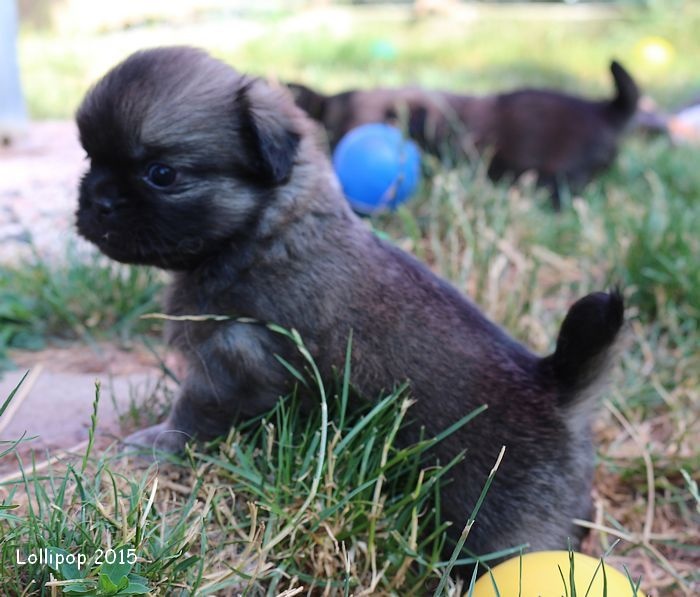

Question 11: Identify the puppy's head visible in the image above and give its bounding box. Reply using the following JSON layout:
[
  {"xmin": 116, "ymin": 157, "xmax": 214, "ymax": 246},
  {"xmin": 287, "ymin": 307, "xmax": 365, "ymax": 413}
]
[{"xmin": 76, "ymin": 46, "xmax": 302, "ymax": 269}]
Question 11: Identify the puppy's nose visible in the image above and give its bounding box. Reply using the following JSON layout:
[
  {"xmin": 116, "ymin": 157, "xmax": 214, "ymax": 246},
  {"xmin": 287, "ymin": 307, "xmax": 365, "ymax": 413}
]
[{"xmin": 94, "ymin": 196, "xmax": 117, "ymax": 216}]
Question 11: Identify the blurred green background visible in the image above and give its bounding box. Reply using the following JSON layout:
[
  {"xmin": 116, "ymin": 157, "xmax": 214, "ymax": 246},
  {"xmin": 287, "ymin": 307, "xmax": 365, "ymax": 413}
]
[{"xmin": 17, "ymin": 0, "xmax": 700, "ymax": 119}]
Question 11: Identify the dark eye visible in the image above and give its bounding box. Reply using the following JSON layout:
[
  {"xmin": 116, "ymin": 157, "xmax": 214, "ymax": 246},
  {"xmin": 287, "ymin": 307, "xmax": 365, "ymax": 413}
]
[{"xmin": 145, "ymin": 163, "xmax": 177, "ymax": 188}]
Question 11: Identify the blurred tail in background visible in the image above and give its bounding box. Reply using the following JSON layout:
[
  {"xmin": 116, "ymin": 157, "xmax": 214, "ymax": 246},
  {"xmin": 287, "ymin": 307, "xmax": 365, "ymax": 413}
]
[{"xmin": 609, "ymin": 60, "xmax": 640, "ymax": 124}]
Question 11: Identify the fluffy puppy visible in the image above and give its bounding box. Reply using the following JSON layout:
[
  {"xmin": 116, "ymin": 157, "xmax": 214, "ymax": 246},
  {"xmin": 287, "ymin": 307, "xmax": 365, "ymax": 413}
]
[
  {"xmin": 288, "ymin": 61, "xmax": 639, "ymax": 208},
  {"xmin": 76, "ymin": 47, "xmax": 624, "ymax": 566}
]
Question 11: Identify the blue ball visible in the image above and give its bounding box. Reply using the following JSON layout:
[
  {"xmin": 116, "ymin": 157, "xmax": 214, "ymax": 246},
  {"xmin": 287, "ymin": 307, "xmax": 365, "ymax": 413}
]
[{"xmin": 332, "ymin": 123, "xmax": 421, "ymax": 215}]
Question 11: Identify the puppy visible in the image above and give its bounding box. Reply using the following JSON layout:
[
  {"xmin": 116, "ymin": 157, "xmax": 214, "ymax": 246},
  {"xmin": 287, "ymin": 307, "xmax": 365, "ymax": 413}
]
[
  {"xmin": 288, "ymin": 61, "xmax": 639, "ymax": 208},
  {"xmin": 76, "ymin": 47, "xmax": 624, "ymax": 566}
]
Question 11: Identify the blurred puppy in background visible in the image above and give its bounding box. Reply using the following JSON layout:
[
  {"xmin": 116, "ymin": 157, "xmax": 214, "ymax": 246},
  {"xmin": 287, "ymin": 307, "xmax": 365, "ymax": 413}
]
[
  {"xmin": 76, "ymin": 47, "xmax": 624, "ymax": 570},
  {"xmin": 289, "ymin": 61, "xmax": 639, "ymax": 208}
]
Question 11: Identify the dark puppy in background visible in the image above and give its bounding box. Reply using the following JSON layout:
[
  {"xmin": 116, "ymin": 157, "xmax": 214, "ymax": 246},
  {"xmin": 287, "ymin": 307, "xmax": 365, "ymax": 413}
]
[
  {"xmin": 289, "ymin": 61, "xmax": 639, "ymax": 208},
  {"xmin": 76, "ymin": 47, "xmax": 624, "ymax": 567}
]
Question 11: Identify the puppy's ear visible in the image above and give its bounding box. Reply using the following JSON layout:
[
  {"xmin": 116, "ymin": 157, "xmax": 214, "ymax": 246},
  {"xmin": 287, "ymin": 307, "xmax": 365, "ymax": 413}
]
[{"xmin": 236, "ymin": 81, "xmax": 301, "ymax": 185}]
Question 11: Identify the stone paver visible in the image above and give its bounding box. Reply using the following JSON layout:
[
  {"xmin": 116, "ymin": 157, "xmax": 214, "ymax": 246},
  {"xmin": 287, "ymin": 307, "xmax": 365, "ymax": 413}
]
[{"xmin": 0, "ymin": 346, "xmax": 179, "ymax": 475}]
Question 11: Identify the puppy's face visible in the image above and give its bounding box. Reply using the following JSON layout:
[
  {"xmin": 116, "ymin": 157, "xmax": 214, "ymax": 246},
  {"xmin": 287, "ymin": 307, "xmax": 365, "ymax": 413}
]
[{"xmin": 76, "ymin": 47, "xmax": 301, "ymax": 269}]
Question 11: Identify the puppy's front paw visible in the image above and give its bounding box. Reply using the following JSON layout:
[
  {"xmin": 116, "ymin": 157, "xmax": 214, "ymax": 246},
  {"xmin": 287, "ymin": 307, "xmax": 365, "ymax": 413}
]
[{"xmin": 121, "ymin": 422, "xmax": 189, "ymax": 460}]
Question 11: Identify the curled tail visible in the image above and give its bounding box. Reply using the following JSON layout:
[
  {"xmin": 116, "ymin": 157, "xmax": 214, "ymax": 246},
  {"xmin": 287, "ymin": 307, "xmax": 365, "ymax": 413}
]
[
  {"xmin": 541, "ymin": 290, "xmax": 624, "ymax": 407},
  {"xmin": 608, "ymin": 60, "xmax": 639, "ymax": 122},
  {"xmin": 286, "ymin": 82, "xmax": 328, "ymax": 122}
]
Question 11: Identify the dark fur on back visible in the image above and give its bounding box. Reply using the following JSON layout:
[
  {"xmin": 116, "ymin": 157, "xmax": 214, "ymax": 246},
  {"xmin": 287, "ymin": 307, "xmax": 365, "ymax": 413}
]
[
  {"xmin": 76, "ymin": 47, "xmax": 624, "ymax": 572},
  {"xmin": 288, "ymin": 61, "xmax": 640, "ymax": 207}
]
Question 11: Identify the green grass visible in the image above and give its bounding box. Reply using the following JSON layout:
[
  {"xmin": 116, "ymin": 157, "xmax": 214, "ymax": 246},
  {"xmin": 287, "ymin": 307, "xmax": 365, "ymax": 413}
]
[
  {"xmin": 1, "ymin": 334, "xmax": 654, "ymax": 596},
  {"xmin": 0, "ymin": 335, "xmax": 480, "ymax": 595},
  {"xmin": 18, "ymin": 2, "xmax": 700, "ymax": 118},
  {"xmin": 0, "ymin": 246, "xmax": 164, "ymax": 366}
]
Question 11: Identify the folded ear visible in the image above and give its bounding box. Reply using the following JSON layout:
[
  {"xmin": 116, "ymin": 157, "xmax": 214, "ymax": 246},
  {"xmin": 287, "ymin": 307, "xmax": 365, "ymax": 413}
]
[{"xmin": 236, "ymin": 80, "xmax": 301, "ymax": 185}]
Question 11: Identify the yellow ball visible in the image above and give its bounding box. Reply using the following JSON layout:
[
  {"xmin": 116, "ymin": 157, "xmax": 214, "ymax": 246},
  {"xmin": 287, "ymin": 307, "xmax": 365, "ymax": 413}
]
[
  {"xmin": 471, "ymin": 551, "xmax": 646, "ymax": 597},
  {"xmin": 635, "ymin": 36, "xmax": 676, "ymax": 68}
]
